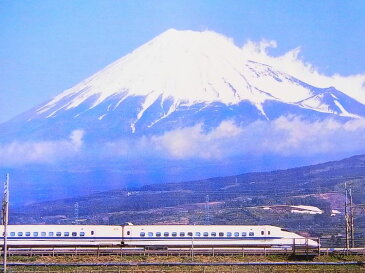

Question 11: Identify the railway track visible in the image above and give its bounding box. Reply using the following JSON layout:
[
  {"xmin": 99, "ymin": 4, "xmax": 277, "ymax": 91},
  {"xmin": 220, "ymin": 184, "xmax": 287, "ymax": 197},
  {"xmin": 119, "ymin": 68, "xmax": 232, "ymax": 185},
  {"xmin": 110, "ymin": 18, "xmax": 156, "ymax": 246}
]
[
  {"xmin": 2, "ymin": 246, "xmax": 365, "ymax": 256},
  {"xmin": 2, "ymin": 261, "xmax": 365, "ymax": 267}
]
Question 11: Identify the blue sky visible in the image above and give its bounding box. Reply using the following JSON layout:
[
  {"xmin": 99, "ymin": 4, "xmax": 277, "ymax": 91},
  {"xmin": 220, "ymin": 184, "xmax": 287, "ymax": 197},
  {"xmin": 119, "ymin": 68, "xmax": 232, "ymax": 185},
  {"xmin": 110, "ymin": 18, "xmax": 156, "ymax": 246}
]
[{"xmin": 1, "ymin": 0, "xmax": 364, "ymax": 123}]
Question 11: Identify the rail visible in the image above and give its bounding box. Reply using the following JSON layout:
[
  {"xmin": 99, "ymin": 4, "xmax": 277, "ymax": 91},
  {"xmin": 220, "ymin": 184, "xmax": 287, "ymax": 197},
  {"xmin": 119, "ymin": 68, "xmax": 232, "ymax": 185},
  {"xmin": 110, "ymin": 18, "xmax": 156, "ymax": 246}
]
[
  {"xmin": 3, "ymin": 261, "xmax": 365, "ymax": 266},
  {"xmin": 1, "ymin": 261, "xmax": 365, "ymax": 273},
  {"xmin": 2, "ymin": 237, "xmax": 365, "ymax": 257},
  {"xmin": 1, "ymin": 269, "xmax": 365, "ymax": 273},
  {"xmin": 1, "ymin": 246, "xmax": 365, "ymax": 257}
]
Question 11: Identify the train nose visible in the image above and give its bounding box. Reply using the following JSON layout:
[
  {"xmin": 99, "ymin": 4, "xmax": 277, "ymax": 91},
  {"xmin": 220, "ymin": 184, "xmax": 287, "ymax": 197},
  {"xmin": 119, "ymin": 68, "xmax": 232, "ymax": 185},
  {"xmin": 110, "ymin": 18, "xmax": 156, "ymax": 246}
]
[{"xmin": 308, "ymin": 239, "xmax": 319, "ymax": 248}]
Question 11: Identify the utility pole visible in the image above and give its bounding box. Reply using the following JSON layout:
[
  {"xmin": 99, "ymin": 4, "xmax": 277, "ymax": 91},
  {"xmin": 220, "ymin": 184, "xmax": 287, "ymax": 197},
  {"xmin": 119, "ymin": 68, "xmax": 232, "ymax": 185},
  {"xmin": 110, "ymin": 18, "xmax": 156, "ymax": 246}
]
[
  {"xmin": 344, "ymin": 182, "xmax": 355, "ymax": 249},
  {"xmin": 349, "ymin": 187, "xmax": 355, "ymax": 248},
  {"xmin": 205, "ymin": 194, "xmax": 210, "ymax": 225},
  {"xmin": 2, "ymin": 174, "xmax": 9, "ymax": 273},
  {"xmin": 74, "ymin": 202, "xmax": 79, "ymax": 225},
  {"xmin": 345, "ymin": 181, "xmax": 349, "ymax": 249}
]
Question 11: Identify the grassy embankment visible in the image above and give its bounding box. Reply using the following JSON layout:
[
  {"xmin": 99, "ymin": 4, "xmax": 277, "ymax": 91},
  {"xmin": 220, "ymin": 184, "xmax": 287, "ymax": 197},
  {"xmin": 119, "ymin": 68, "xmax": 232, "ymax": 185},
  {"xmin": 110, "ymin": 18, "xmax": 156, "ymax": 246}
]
[{"xmin": 5, "ymin": 254, "xmax": 365, "ymax": 272}]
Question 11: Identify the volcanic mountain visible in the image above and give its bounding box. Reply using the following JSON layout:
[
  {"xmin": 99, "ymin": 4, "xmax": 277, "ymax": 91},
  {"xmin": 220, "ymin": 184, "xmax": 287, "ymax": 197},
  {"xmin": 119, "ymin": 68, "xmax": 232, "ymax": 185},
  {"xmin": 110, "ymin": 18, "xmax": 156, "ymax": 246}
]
[
  {"xmin": 2, "ymin": 29, "xmax": 365, "ymax": 205},
  {"xmin": 1, "ymin": 29, "xmax": 365, "ymax": 142}
]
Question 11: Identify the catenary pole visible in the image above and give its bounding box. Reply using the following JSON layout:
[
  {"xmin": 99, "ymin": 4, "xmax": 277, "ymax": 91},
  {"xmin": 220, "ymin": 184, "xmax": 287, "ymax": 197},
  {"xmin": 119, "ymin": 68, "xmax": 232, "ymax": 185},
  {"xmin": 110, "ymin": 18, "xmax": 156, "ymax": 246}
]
[
  {"xmin": 344, "ymin": 181, "xmax": 349, "ymax": 250},
  {"xmin": 349, "ymin": 187, "xmax": 355, "ymax": 248},
  {"xmin": 2, "ymin": 173, "xmax": 9, "ymax": 273}
]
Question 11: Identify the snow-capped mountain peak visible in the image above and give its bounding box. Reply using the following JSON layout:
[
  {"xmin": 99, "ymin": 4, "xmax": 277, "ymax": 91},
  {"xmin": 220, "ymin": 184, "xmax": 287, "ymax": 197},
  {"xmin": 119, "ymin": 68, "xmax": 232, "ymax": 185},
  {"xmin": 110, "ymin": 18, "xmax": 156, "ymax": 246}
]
[
  {"xmin": 4, "ymin": 29, "xmax": 364, "ymax": 140},
  {"xmin": 37, "ymin": 29, "xmax": 251, "ymax": 117}
]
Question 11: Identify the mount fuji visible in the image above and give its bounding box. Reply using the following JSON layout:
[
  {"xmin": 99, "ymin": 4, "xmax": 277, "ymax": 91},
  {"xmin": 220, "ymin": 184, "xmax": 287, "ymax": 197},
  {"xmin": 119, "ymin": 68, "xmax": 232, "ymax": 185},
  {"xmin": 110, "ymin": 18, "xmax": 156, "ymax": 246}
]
[
  {"xmin": 1, "ymin": 29, "xmax": 365, "ymax": 142},
  {"xmin": 1, "ymin": 29, "xmax": 365, "ymax": 205}
]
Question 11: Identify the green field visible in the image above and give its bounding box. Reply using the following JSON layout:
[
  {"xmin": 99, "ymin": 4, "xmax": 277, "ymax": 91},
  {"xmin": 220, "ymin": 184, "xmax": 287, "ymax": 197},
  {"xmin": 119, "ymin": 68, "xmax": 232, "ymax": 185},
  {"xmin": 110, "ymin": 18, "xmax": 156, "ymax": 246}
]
[{"xmin": 3, "ymin": 254, "xmax": 365, "ymax": 272}]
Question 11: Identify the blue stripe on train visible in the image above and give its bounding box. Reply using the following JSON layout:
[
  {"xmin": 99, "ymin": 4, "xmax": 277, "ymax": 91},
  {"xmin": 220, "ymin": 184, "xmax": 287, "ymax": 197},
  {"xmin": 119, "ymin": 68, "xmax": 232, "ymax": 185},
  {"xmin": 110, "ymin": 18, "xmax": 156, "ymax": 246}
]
[
  {"xmin": 125, "ymin": 237, "xmax": 283, "ymax": 240},
  {"xmin": 0, "ymin": 236, "xmax": 282, "ymax": 240},
  {"xmin": 0, "ymin": 237, "xmax": 123, "ymax": 240}
]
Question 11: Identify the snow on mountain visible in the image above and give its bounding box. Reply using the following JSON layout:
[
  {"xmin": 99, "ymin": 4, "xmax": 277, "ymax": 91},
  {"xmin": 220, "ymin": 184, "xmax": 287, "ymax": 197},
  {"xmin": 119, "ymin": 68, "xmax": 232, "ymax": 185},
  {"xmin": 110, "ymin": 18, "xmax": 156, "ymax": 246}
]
[
  {"xmin": 37, "ymin": 30, "xmax": 249, "ymax": 115},
  {"xmin": 2, "ymin": 29, "xmax": 365, "ymax": 140}
]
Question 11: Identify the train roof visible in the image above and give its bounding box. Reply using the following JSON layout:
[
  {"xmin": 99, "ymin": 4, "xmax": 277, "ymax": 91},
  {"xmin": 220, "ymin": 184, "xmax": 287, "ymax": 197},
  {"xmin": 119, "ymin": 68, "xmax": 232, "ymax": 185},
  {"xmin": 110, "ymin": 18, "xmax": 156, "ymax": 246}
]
[
  {"xmin": 1, "ymin": 224, "xmax": 280, "ymax": 228},
  {"xmin": 124, "ymin": 224, "xmax": 281, "ymax": 228},
  {"xmin": 0, "ymin": 225, "xmax": 119, "ymax": 228}
]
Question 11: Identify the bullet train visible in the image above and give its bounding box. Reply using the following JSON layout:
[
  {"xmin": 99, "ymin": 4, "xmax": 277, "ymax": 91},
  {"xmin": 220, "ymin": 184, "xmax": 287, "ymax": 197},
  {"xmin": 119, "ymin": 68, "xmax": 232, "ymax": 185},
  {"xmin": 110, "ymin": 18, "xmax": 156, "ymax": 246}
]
[{"xmin": 0, "ymin": 224, "xmax": 319, "ymax": 248}]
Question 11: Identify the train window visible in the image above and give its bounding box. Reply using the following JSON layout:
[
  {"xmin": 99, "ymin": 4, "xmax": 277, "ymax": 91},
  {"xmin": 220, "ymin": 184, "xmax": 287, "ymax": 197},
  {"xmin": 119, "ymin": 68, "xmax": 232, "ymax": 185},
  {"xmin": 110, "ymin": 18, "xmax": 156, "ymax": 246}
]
[
  {"xmin": 172, "ymin": 232, "xmax": 177, "ymax": 237},
  {"xmin": 56, "ymin": 232, "xmax": 62, "ymax": 237},
  {"xmin": 211, "ymin": 232, "xmax": 216, "ymax": 237},
  {"xmin": 180, "ymin": 232, "xmax": 185, "ymax": 237},
  {"xmin": 64, "ymin": 232, "xmax": 70, "ymax": 237},
  {"xmin": 242, "ymin": 232, "xmax": 247, "ymax": 237},
  {"xmin": 49, "ymin": 232, "xmax": 54, "ymax": 237},
  {"xmin": 26, "ymin": 232, "xmax": 31, "ymax": 237},
  {"xmin": 234, "ymin": 232, "xmax": 239, "ymax": 237},
  {"xmin": 219, "ymin": 232, "xmax": 224, "ymax": 237},
  {"xmin": 268, "ymin": 231, "xmax": 271, "ymax": 235},
  {"xmin": 148, "ymin": 232, "xmax": 153, "ymax": 236},
  {"xmin": 140, "ymin": 232, "xmax": 145, "ymax": 237},
  {"xmin": 91, "ymin": 231, "xmax": 95, "ymax": 235},
  {"xmin": 156, "ymin": 232, "xmax": 161, "ymax": 237},
  {"xmin": 33, "ymin": 232, "xmax": 38, "ymax": 237},
  {"xmin": 80, "ymin": 232, "xmax": 85, "ymax": 237},
  {"xmin": 187, "ymin": 232, "xmax": 193, "ymax": 237},
  {"xmin": 164, "ymin": 232, "xmax": 169, "ymax": 237},
  {"xmin": 41, "ymin": 232, "xmax": 46, "ymax": 236},
  {"xmin": 203, "ymin": 232, "xmax": 209, "ymax": 237},
  {"xmin": 249, "ymin": 232, "xmax": 254, "ymax": 236},
  {"xmin": 18, "ymin": 232, "xmax": 23, "ymax": 236},
  {"xmin": 195, "ymin": 232, "xmax": 201, "ymax": 237},
  {"xmin": 10, "ymin": 232, "xmax": 15, "ymax": 236},
  {"xmin": 261, "ymin": 231, "xmax": 264, "ymax": 236},
  {"xmin": 227, "ymin": 232, "xmax": 232, "ymax": 237},
  {"xmin": 72, "ymin": 232, "xmax": 77, "ymax": 236},
  {"xmin": 127, "ymin": 231, "xmax": 130, "ymax": 236}
]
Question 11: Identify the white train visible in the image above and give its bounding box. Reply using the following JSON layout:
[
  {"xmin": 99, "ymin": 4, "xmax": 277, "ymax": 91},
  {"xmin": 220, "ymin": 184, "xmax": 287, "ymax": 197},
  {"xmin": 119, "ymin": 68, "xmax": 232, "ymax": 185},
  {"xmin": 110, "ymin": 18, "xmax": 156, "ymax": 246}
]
[{"xmin": 0, "ymin": 224, "xmax": 319, "ymax": 248}]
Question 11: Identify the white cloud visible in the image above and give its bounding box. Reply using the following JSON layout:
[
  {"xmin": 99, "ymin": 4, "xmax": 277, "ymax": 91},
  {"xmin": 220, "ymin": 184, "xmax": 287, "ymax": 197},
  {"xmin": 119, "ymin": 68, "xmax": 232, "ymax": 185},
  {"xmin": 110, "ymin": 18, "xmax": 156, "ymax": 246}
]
[
  {"xmin": 150, "ymin": 120, "xmax": 243, "ymax": 160},
  {"xmin": 241, "ymin": 40, "xmax": 365, "ymax": 105},
  {"xmin": 260, "ymin": 116, "xmax": 365, "ymax": 155},
  {"xmin": 148, "ymin": 117, "xmax": 365, "ymax": 160},
  {"xmin": 0, "ymin": 130, "xmax": 84, "ymax": 166},
  {"xmin": 1, "ymin": 118, "xmax": 365, "ymax": 166},
  {"xmin": 69, "ymin": 129, "xmax": 84, "ymax": 149}
]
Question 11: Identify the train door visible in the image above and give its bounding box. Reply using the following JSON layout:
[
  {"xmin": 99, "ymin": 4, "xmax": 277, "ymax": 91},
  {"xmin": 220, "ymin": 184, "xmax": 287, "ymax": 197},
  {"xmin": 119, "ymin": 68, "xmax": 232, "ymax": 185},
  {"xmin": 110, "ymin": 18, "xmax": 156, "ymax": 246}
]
[
  {"xmin": 121, "ymin": 225, "xmax": 125, "ymax": 246},
  {"xmin": 260, "ymin": 226, "xmax": 267, "ymax": 240}
]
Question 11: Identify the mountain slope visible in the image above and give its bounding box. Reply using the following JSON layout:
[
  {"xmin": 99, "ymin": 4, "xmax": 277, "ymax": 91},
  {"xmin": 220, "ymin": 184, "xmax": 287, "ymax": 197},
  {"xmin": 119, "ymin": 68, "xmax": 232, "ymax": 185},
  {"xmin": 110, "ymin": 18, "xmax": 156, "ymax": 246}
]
[
  {"xmin": 1, "ymin": 29, "xmax": 364, "ymax": 142},
  {"xmin": 14, "ymin": 154, "xmax": 365, "ymax": 241},
  {"xmin": 1, "ymin": 29, "xmax": 365, "ymax": 203}
]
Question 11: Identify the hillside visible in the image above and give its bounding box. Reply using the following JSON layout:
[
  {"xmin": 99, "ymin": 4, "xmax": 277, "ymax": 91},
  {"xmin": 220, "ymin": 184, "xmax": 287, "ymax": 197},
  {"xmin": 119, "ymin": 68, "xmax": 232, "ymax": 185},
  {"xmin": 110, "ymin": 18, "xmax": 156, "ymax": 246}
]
[
  {"xmin": 12, "ymin": 154, "xmax": 365, "ymax": 239},
  {"xmin": 1, "ymin": 29, "xmax": 365, "ymax": 204}
]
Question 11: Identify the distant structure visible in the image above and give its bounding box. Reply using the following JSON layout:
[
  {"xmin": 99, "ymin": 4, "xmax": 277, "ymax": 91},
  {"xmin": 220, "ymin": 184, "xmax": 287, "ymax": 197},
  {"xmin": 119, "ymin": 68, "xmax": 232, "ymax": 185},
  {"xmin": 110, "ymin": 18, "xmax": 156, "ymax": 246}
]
[
  {"xmin": 205, "ymin": 194, "xmax": 210, "ymax": 225},
  {"xmin": 2, "ymin": 174, "xmax": 9, "ymax": 273},
  {"xmin": 74, "ymin": 202, "xmax": 79, "ymax": 225},
  {"xmin": 344, "ymin": 182, "xmax": 355, "ymax": 249}
]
